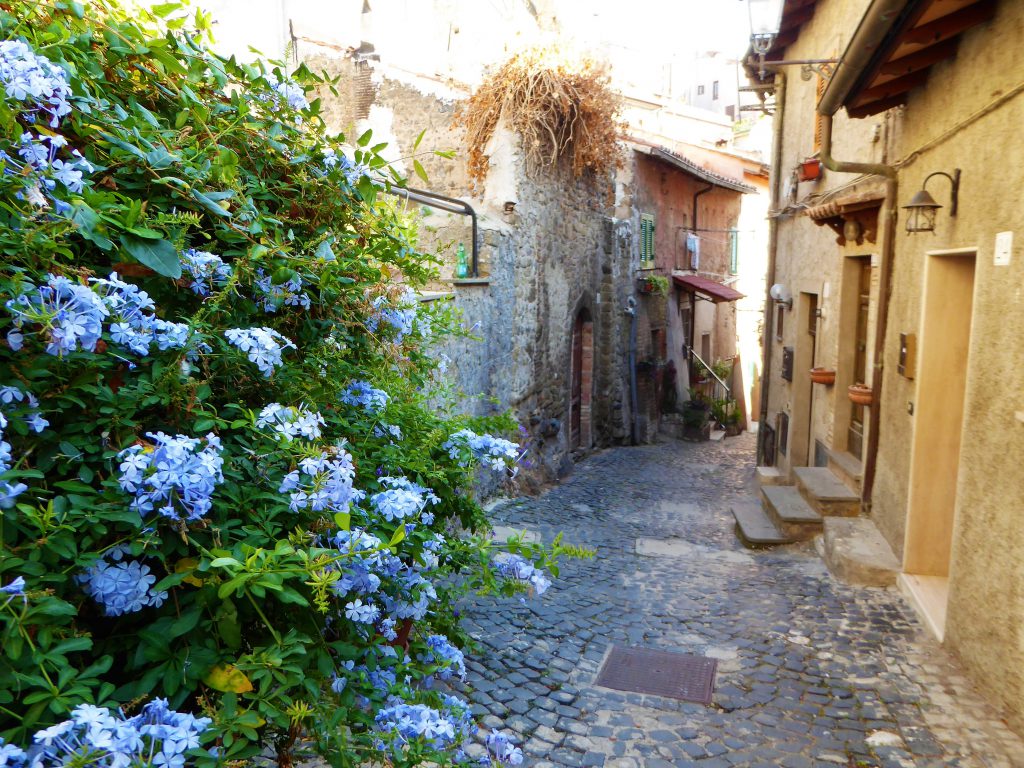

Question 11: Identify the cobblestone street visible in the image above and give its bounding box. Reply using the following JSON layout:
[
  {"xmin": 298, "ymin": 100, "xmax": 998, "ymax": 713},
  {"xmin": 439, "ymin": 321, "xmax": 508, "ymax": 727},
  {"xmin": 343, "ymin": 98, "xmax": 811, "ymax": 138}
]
[{"xmin": 457, "ymin": 434, "xmax": 1024, "ymax": 768}]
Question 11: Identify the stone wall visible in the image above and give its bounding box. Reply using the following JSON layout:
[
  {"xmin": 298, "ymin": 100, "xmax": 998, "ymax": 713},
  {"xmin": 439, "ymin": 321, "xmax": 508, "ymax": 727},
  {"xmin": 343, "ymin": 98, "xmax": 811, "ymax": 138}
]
[{"xmin": 305, "ymin": 52, "xmax": 634, "ymax": 485}]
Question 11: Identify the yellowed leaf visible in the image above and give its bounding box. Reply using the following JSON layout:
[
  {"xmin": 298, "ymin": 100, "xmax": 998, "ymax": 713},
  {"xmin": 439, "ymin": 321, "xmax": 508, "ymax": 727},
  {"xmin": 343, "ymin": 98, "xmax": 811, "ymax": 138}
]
[
  {"xmin": 203, "ymin": 664, "xmax": 254, "ymax": 693},
  {"xmin": 175, "ymin": 558, "xmax": 203, "ymax": 587}
]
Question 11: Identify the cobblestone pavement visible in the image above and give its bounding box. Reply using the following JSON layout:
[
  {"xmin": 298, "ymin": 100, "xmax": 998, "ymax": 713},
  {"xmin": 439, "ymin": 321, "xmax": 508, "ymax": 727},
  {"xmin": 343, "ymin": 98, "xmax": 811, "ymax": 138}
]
[{"xmin": 455, "ymin": 434, "xmax": 1024, "ymax": 768}]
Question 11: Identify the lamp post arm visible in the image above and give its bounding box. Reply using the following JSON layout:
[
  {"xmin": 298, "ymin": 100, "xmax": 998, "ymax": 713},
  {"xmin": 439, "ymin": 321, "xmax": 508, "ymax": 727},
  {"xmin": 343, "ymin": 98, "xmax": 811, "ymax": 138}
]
[{"xmin": 922, "ymin": 169, "xmax": 961, "ymax": 216}]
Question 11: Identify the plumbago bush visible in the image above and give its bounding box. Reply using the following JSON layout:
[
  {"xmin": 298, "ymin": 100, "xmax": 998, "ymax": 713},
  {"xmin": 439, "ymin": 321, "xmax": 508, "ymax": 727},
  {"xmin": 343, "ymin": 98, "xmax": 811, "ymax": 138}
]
[{"xmin": 0, "ymin": 2, "xmax": 583, "ymax": 766}]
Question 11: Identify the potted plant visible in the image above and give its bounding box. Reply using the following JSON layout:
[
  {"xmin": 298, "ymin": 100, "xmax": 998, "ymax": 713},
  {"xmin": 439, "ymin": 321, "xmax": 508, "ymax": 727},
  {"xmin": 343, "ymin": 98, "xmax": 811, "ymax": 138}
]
[
  {"xmin": 810, "ymin": 367, "xmax": 836, "ymax": 385},
  {"xmin": 848, "ymin": 382, "xmax": 874, "ymax": 405},
  {"xmin": 681, "ymin": 394, "xmax": 711, "ymax": 441},
  {"xmin": 637, "ymin": 274, "xmax": 669, "ymax": 295}
]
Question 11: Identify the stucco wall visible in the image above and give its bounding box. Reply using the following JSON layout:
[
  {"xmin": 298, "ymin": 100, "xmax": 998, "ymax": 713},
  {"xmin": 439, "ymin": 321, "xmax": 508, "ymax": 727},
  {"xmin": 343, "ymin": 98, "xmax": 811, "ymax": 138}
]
[{"xmin": 872, "ymin": 0, "xmax": 1024, "ymax": 732}]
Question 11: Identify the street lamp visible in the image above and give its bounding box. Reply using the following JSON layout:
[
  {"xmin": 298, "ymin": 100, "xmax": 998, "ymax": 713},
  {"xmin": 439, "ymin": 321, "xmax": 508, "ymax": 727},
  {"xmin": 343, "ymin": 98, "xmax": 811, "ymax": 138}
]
[
  {"xmin": 748, "ymin": 0, "xmax": 784, "ymax": 77},
  {"xmin": 902, "ymin": 169, "xmax": 961, "ymax": 233}
]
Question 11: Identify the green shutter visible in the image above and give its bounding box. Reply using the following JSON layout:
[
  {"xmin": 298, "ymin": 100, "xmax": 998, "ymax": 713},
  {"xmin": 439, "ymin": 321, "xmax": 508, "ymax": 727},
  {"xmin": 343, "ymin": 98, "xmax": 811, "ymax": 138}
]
[
  {"xmin": 640, "ymin": 214, "xmax": 655, "ymax": 268},
  {"xmin": 729, "ymin": 228, "xmax": 739, "ymax": 274}
]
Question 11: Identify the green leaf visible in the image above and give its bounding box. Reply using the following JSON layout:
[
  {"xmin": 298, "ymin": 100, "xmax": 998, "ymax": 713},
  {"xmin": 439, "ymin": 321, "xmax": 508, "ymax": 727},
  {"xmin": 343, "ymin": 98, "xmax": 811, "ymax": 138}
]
[
  {"xmin": 333, "ymin": 512, "xmax": 350, "ymax": 531},
  {"xmin": 190, "ymin": 189, "xmax": 232, "ymax": 217},
  {"xmin": 145, "ymin": 147, "xmax": 177, "ymax": 169},
  {"xmin": 413, "ymin": 128, "xmax": 426, "ymax": 151},
  {"xmin": 315, "ymin": 238, "xmax": 336, "ymax": 261},
  {"xmin": 389, "ymin": 526, "xmax": 406, "ymax": 547},
  {"xmin": 356, "ymin": 129, "xmax": 373, "ymax": 147},
  {"xmin": 413, "ymin": 159, "xmax": 428, "ymax": 183},
  {"xmin": 120, "ymin": 233, "xmax": 182, "ymax": 278},
  {"xmin": 203, "ymin": 664, "xmax": 253, "ymax": 693}
]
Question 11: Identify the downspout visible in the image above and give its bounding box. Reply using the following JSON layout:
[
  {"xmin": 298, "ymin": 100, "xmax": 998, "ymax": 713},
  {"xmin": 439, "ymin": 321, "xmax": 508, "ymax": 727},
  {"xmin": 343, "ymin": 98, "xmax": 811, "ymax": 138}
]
[
  {"xmin": 625, "ymin": 297, "xmax": 639, "ymax": 445},
  {"xmin": 817, "ymin": 114, "xmax": 897, "ymax": 513},
  {"xmin": 756, "ymin": 71, "xmax": 785, "ymax": 464},
  {"xmin": 692, "ymin": 182, "xmax": 713, "ymax": 239}
]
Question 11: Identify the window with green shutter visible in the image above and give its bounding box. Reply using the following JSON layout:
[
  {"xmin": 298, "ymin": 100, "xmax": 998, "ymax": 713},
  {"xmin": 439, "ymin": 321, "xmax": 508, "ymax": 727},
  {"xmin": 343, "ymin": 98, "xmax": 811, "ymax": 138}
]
[
  {"xmin": 729, "ymin": 228, "xmax": 739, "ymax": 274},
  {"xmin": 640, "ymin": 213, "xmax": 655, "ymax": 270}
]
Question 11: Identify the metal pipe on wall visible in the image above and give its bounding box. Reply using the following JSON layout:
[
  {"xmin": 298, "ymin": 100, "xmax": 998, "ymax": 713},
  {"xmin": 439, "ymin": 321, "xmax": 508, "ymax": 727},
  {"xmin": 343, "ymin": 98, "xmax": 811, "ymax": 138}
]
[{"xmin": 756, "ymin": 70, "xmax": 786, "ymax": 465}]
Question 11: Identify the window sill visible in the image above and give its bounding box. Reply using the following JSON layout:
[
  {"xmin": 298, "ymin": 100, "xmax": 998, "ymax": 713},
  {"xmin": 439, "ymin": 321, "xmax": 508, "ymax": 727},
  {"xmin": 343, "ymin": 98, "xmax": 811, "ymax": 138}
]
[{"xmin": 446, "ymin": 277, "xmax": 491, "ymax": 287}]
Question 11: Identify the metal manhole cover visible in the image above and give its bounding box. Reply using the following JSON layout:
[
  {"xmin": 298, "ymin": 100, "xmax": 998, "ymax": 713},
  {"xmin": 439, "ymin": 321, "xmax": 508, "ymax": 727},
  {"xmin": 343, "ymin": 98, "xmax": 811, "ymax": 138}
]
[{"xmin": 594, "ymin": 646, "xmax": 717, "ymax": 705}]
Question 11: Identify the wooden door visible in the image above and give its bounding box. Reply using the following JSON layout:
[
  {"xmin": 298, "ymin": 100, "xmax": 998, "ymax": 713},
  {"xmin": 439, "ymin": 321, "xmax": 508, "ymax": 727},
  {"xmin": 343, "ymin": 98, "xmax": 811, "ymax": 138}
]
[
  {"xmin": 570, "ymin": 312, "xmax": 583, "ymax": 448},
  {"xmin": 848, "ymin": 262, "xmax": 871, "ymax": 457}
]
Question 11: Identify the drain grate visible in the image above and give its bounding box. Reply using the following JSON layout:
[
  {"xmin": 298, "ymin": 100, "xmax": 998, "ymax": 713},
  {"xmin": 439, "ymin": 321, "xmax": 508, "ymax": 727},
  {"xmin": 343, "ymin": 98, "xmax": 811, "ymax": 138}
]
[{"xmin": 594, "ymin": 646, "xmax": 717, "ymax": 705}]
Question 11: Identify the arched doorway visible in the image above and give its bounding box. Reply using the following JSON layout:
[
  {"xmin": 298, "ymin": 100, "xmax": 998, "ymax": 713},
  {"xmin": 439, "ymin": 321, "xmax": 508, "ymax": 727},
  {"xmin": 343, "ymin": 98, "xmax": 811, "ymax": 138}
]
[{"xmin": 570, "ymin": 308, "xmax": 594, "ymax": 449}]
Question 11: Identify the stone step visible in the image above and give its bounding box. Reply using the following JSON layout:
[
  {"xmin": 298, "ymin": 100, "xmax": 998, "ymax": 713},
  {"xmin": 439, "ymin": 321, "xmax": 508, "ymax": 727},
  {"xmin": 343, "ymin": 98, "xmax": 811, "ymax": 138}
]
[
  {"xmin": 731, "ymin": 501, "xmax": 793, "ymax": 548},
  {"xmin": 761, "ymin": 486, "xmax": 823, "ymax": 540},
  {"xmin": 755, "ymin": 466, "xmax": 785, "ymax": 487},
  {"xmin": 794, "ymin": 466, "xmax": 860, "ymax": 516},
  {"xmin": 819, "ymin": 517, "xmax": 900, "ymax": 587},
  {"xmin": 825, "ymin": 447, "xmax": 863, "ymax": 494}
]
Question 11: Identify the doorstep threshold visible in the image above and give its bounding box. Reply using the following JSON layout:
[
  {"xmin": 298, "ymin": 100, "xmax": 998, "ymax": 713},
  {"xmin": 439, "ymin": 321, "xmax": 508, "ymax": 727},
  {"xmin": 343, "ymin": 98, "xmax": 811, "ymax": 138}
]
[{"xmin": 898, "ymin": 573, "xmax": 948, "ymax": 643}]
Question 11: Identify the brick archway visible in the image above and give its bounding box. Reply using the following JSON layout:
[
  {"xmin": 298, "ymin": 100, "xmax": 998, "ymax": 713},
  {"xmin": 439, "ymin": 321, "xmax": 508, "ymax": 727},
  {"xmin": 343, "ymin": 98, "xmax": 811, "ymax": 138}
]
[{"xmin": 570, "ymin": 307, "xmax": 594, "ymax": 449}]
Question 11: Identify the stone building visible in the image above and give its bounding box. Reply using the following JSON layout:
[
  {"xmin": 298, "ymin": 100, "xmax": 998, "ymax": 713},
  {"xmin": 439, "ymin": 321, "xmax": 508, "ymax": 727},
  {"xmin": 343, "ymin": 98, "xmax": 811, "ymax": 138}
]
[{"xmin": 744, "ymin": 0, "xmax": 1024, "ymax": 734}]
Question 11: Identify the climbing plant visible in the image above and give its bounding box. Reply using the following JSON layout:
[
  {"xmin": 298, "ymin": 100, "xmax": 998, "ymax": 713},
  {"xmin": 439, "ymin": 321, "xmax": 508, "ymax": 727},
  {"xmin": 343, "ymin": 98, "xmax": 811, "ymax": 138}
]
[
  {"xmin": 0, "ymin": 2, "xmax": 580, "ymax": 766},
  {"xmin": 457, "ymin": 45, "xmax": 623, "ymax": 185}
]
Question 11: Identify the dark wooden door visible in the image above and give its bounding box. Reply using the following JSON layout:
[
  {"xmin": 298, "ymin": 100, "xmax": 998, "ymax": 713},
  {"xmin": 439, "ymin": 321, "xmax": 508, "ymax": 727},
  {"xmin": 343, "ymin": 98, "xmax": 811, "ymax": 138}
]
[
  {"xmin": 848, "ymin": 262, "xmax": 871, "ymax": 457},
  {"xmin": 570, "ymin": 313, "xmax": 583, "ymax": 447}
]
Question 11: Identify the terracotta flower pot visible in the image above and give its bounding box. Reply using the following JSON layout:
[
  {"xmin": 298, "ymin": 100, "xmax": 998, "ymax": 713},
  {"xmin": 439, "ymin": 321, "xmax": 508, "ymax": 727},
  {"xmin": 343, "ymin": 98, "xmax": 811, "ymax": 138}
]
[
  {"xmin": 810, "ymin": 367, "xmax": 836, "ymax": 385},
  {"xmin": 847, "ymin": 383, "xmax": 874, "ymax": 406}
]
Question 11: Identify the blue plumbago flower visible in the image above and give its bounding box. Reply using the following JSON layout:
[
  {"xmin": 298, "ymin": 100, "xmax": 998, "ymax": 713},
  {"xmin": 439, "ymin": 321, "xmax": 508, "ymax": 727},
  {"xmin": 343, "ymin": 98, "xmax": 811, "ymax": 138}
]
[
  {"xmin": 90, "ymin": 272, "xmax": 160, "ymax": 355},
  {"xmin": 373, "ymin": 702, "xmax": 462, "ymax": 755},
  {"xmin": 180, "ymin": 249, "xmax": 231, "ymax": 297},
  {"xmin": 6, "ymin": 273, "xmax": 108, "ymax": 355},
  {"xmin": 330, "ymin": 659, "xmax": 355, "ymax": 694},
  {"xmin": 372, "ymin": 423, "xmax": 403, "ymax": 442},
  {"xmin": 421, "ymin": 634, "xmax": 466, "ymax": 681},
  {"xmin": 0, "ymin": 481, "xmax": 27, "ymax": 510},
  {"xmin": 21, "ymin": 699, "xmax": 210, "ymax": 768},
  {"xmin": 256, "ymin": 402, "xmax": 325, "ymax": 442},
  {"xmin": 0, "ymin": 737, "xmax": 27, "ymax": 768},
  {"xmin": 366, "ymin": 289, "xmax": 419, "ymax": 343},
  {"xmin": 485, "ymin": 729, "xmax": 525, "ymax": 766},
  {"xmin": 254, "ymin": 268, "xmax": 311, "ymax": 313},
  {"xmin": 118, "ymin": 432, "xmax": 224, "ymax": 522},
  {"xmin": 380, "ymin": 567, "xmax": 437, "ymax": 621},
  {"xmin": 370, "ymin": 476, "xmax": 439, "ymax": 523},
  {"xmin": 279, "ymin": 447, "xmax": 362, "ymax": 515},
  {"xmin": 224, "ymin": 327, "xmax": 295, "ymax": 377},
  {"xmin": 0, "ymin": 40, "xmax": 73, "ymax": 127},
  {"xmin": 494, "ymin": 553, "xmax": 552, "ymax": 596},
  {"xmin": 0, "ymin": 385, "xmax": 48, "ymax": 435},
  {"xmin": 2, "ymin": 132, "xmax": 92, "ymax": 211},
  {"xmin": 377, "ymin": 616, "xmax": 398, "ymax": 642},
  {"xmin": 265, "ymin": 73, "xmax": 308, "ymax": 112},
  {"xmin": 329, "ymin": 528, "xmax": 398, "ymax": 598},
  {"xmin": 340, "ymin": 381, "xmax": 389, "ymax": 414},
  {"xmin": 323, "ymin": 148, "xmax": 368, "ymax": 185},
  {"xmin": 443, "ymin": 429, "xmax": 521, "ymax": 472},
  {"xmin": 78, "ymin": 546, "xmax": 168, "ymax": 616},
  {"xmin": 0, "ymin": 575, "xmax": 25, "ymax": 596},
  {"xmin": 344, "ymin": 598, "xmax": 380, "ymax": 624}
]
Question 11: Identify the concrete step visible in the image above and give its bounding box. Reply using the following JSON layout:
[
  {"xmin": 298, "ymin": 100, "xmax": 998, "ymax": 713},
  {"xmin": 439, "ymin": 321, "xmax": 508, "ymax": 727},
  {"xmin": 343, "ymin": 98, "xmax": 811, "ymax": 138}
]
[
  {"xmin": 761, "ymin": 486, "xmax": 823, "ymax": 540},
  {"xmin": 826, "ymin": 447, "xmax": 863, "ymax": 494},
  {"xmin": 755, "ymin": 466, "xmax": 785, "ymax": 487},
  {"xmin": 794, "ymin": 466, "xmax": 860, "ymax": 516},
  {"xmin": 731, "ymin": 501, "xmax": 793, "ymax": 548},
  {"xmin": 819, "ymin": 517, "xmax": 900, "ymax": 587}
]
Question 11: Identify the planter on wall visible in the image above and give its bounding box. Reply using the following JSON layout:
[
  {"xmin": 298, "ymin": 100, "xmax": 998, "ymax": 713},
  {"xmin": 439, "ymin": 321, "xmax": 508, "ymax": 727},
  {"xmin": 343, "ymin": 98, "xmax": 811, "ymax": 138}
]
[
  {"xmin": 847, "ymin": 383, "xmax": 874, "ymax": 406},
  {"xmin": 798, "ymin": 158, "xmax": 822, "ymax": 182},
  {"xmin": 810, "ymin": 367, "xmax": 836, "ymax": 385}
]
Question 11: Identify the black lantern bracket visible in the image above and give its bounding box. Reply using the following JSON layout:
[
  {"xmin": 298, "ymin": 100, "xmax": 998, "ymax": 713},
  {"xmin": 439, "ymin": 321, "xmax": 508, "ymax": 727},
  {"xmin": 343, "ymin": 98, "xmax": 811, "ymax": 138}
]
[
  {"xmin": 924, "ymin": 169, "xmax": 961, "ymax": 216},
  {"xmin": 902, "ymin": 169, "xmax": 961, "ymax": 233}
]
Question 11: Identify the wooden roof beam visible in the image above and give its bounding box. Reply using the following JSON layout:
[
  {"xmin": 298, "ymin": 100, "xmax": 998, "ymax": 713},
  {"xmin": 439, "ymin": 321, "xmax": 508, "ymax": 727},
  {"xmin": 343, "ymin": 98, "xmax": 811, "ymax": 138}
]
[
  {"xmin": 846, "ymin": 93, "xmax": 908, "ymax": 118},
  {"xmin": 850, "ymin": 68, "xmax": 930, "ymax": 108},
  {"xmin": 879, "ymin": 38, "xmax": 960, "ymax": 77},
  {"xmin": 903, "ymin": 0, "xmax": 996, "ymax": 47}
]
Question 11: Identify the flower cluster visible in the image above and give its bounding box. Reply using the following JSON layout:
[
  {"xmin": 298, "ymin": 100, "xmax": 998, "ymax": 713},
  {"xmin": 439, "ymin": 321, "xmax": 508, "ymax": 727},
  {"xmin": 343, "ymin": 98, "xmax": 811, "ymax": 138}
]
[
  {"xmin": 366, "ymin": 289, "xmax": 419, "ymax": 343},
  {"xmin": 0, "ymin": 40, "xmax": 72, "ymax": 127},
  {"xmin": 443, "ymin": 429, "xmax": 521, "ymax": 472},
  {"xmin": 180, "ymin": 248, "xmax": 231, "ymax": 297},
  {"xmin": 494, "ymin": 553, "xmax": 552, "ymax": 596},
  {"xmin": 0, "ymin": 385, "xmax": 48, "ymax": 434},
  {"xmin": 280, "ymin": 448, "xmax": 362, "ymax": 514},
  {"xmin": 118, "ymin": 432, "xmax": 224, "ymax": 521},
  {"xmin": 256, "ymin": 402, "xmax": 325, "ymax": 442},
  {"xmin": 340, "ymin": 381, "xmax": 389, "ymax": 414},
  {"xmin": 92, "ymin": 273, "xmax": 191, "ymax": 356},
  {"xmin": 78, "ymin": 546, "xmax": 168, "ymax": 616},
  {"xmin": 373, "ymin": 701, "xmax": 462, "ymax": 754},
  {"xmin": 264, "ymin": 73, "xmax": 308, "ymax": 112},
  {"xmin": 484, "ymin": 729, "xmax": 525, "ymax": 766},
  {"xmin": 6, "ymin": 273, "xmax": 108, "ymax": 355},
  {"xmin": 224, "ymin": 327, "xmax": 295, "ymax": 377},
  {"xmin": 421, "ymin": 634, "xmax": 466, "ymax": 682},
  {"xmin": 371, "ymin": 476, "xmax": 440, "ymax": 523},
  {"xmin": 323, "ymin": 148, "xmax": 368, "ymax": 185},
  {"xmin": 373, "ymin": 423, "xmax": 403, "ymax": 442},
  {"xmin": 23, "ymin": 699, "xmax": 209, "ymax": 768},
  {"xmin": 254, "ymin": 268, "xmax": 311, "ymax": 313},
  {"xmin": 1, "ymin": 132, "xmax": 93, "ymax": 211}
]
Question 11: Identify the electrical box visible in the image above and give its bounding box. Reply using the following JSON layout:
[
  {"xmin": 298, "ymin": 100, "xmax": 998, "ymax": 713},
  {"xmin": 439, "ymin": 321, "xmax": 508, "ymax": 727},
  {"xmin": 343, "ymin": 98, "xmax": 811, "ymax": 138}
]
[
  {"xmin": 898, "ymin": 332, "xmax": 916, "ymax": 379},
  {"xmin": 995, "ymin": 231, "xmax": 1013, "ymax": 266}
]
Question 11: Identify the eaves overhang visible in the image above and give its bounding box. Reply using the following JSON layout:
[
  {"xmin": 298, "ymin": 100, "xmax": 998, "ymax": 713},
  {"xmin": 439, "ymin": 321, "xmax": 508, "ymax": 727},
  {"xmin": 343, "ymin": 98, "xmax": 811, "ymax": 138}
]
[{"xmin": 633, "ymin": 145, "xmax": 756, "ymax": 194}]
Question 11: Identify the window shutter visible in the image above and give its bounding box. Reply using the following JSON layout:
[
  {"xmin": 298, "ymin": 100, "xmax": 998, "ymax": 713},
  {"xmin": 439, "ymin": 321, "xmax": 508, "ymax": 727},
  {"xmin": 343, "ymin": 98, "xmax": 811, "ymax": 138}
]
[
  {"xmin": 640, "ymin": 214, "xmax": 655, "ymax": 268},
  {"xmin": 729, "ymin": 229, "xmax": 739, "ymax": 274}
]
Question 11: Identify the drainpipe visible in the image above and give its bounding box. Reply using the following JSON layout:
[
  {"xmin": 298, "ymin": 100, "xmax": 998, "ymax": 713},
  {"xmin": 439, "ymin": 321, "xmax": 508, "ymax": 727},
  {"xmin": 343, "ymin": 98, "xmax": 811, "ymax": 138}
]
[
  {"xmin": 817, "ymin": 114, "xmax": 897, "ymax": 513},
  {"xmin": 625, "ymin": 296, "xmax": 639, "ymax": 445},
  {"xmin": 814, "ymin": 0, "xmax": 907, "ymax": 511},
  {"xmin": 691, "ymin": 182, "xmax": 713, "ymax": 241},
  {"xmin": 756, "ymin": 71, "xmax": 785, "ymax": 465}
]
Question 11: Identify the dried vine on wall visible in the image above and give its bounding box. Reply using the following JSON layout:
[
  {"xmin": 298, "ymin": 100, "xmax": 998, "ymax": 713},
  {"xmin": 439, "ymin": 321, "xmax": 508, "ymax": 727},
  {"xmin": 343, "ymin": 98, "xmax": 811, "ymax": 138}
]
[{"xmin": 458, "ymin": 46, "xmax": 622, "ymax": 184}]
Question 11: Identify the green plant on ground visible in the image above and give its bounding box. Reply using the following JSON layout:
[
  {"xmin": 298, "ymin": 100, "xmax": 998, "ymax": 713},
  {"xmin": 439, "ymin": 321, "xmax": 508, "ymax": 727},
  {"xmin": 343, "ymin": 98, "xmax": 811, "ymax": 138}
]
[{"xmin": 0, "ymin": 2, "xmax": 584, "ymax": 766}]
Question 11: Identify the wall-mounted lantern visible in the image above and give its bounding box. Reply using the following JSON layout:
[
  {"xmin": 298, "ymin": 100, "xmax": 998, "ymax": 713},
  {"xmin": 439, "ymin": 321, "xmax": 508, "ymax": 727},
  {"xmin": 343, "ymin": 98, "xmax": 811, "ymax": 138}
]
[
  {"xmin": 902, "ymin": 169, "xmax": 961, "ymax": 233},
  {"xmin": 769, "ymin": 282, "xmax": 792, "ymax": 309}
]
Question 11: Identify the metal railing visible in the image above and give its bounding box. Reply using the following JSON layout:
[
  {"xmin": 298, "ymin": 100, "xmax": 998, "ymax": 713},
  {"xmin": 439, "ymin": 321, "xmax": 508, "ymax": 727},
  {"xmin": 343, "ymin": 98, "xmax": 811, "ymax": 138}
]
[{"xmin": 687, "ymin": 347, "xmax": 732, "ymax": 404}]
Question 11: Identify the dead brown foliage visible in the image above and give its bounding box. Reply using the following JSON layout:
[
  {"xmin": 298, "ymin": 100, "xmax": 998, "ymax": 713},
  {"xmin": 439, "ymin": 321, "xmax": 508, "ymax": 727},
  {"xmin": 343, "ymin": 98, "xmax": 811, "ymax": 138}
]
[{"xmin": 457, "ymin": 46, "xmax": 622, "ymax": 184}]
